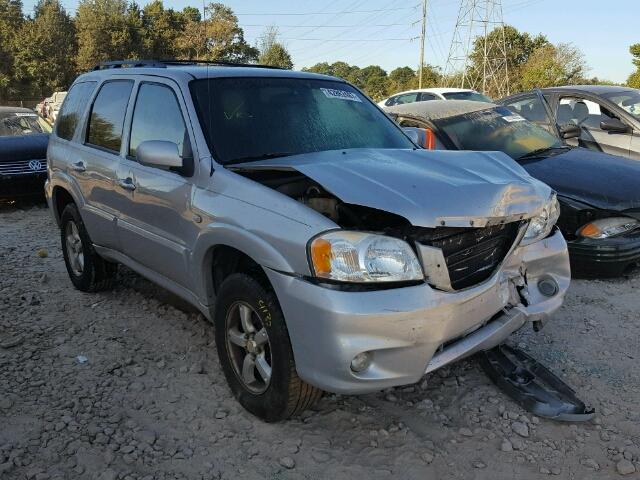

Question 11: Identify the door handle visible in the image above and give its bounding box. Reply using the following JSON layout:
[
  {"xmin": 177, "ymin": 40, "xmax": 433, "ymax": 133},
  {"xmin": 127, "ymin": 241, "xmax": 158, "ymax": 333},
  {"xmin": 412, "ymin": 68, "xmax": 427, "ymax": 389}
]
[
  {"xmin": 117, "ymin": 178, "xmax": 136, "ymax": 191},
  {"xmin": 71, "ymin": 161, "xmax": 86, "ymax": 172}
]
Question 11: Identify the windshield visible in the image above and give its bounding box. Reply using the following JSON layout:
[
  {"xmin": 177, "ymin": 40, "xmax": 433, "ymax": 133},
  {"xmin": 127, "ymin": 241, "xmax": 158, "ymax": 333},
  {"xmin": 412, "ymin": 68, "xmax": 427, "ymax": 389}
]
[
  {"xmin": 442, "ymin": 91, "xmax": 493, "ymax": 103},
  {"xmin": 0, "ymin": 111, "xmax": 52, "ymax": 137},
  {"xmin": 436, "ymin": 106, "xmax": 563, "ymax": 160},
  {"xmin": 602, "ymin": 89, "xmax": 640, "ymax": 120},
  {"xmin": 190, "ymin": 77, "xmax": 414, "ymax": 164}
]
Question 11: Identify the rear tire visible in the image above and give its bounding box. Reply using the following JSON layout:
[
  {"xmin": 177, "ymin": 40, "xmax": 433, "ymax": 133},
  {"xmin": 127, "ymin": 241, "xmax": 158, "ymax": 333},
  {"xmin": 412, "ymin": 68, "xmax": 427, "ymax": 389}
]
[
  {"xmin": 60, "ymin": 203, "xmax": 116, "ymax": 292},
  {"xmin": 214, "ymin": 273, "xmax": 322, "ymax": 422}
]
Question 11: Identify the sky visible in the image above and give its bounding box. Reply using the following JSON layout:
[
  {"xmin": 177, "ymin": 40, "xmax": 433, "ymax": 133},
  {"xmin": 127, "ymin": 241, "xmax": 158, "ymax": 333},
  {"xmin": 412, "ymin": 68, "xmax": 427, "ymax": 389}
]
[{"xmin": 21, "ymin": 0, "xmax": 639, "ymax": 83}]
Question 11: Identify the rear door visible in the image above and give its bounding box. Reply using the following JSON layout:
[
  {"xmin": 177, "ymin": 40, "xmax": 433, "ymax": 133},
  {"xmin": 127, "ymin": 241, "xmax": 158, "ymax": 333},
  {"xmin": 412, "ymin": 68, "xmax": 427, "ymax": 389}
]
[
  {"xmin": 114, "ymin": 78, "xmax": 198, "ymax": 289},
  {"xmin": 67, "ymin": 80, "xmax": 134, "ymax": 250}
]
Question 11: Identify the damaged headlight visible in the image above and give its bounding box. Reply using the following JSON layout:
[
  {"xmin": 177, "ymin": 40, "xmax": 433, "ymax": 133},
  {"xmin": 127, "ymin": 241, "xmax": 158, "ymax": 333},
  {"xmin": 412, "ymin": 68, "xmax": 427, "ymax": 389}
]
[
  {"xmin": 521, "ymin": 193, "xmax": 560, "ymax": 246},
  {"xmin": 577, "ymin": 217, "xmax": 640, "ymax": 239},
  {"xmin": 309, "ymin": 231, "xmax": 423, "ymax": 283}
]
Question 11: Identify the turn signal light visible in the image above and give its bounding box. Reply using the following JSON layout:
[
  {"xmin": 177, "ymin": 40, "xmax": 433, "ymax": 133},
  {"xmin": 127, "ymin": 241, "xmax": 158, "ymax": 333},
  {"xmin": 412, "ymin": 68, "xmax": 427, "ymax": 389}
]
[
  {"xmin": 423, "ymin": 128, "xmax": 436, "ymax": 150},
  {"xmin": 310, "ymin": 238, "xmax": 332, "ymax": 274}
]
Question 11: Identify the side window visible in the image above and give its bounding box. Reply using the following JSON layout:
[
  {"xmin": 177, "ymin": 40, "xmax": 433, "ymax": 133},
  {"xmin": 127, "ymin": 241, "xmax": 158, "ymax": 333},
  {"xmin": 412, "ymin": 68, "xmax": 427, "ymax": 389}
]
[
  {"xmin": 86, "ymin": 80, "xmax": 134, "ymax": 152},
  {"xmin": 504, "ymin": 95, "xmax": 554, "ymax": 133},
  {"xmin": 384, "ymin": 96, "xmax": 397, "ymax": 107},
  {"xmin": 395, "ymin": 93, "xmax": 419, "ymax": 105},
  {"xmin": 129, "ymin": 83, "xmax": 189, "ymax": 159},
  {"xmin": 558, "ymin": 97, "xmax": 616, "ymax": 130},
  {"xmin": 419, "ymin": 93, "xmax": 437, "ymax": 102},
  {"xmin": 55, "ymin": 82, "xmax": 96, "ymax": 141}
]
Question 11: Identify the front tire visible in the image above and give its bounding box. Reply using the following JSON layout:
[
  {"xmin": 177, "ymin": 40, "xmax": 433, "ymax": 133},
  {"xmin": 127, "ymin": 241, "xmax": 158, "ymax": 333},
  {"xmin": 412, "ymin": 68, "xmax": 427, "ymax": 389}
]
[
  {"xmin": 214, "ymin": 273, "xmax": 322, "ymax": 421},
  {"xmin": 60, "ymin": 203, "xmax": 116, "ymax": 292}
]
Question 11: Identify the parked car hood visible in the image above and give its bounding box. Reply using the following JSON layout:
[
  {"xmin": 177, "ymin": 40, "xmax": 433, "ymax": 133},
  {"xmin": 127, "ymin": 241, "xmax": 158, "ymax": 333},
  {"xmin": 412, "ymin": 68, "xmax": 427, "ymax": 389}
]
[
  {"xmin": 231, "ymin": 148, "xmax": 551, "ymax": 228},
  {"xmin": 0, "ymin": 133, "xmax": 49, "ymax": 163},
  {"xmin": 518, "ymin": 147, "xmax": 640, "ymax": 212}
]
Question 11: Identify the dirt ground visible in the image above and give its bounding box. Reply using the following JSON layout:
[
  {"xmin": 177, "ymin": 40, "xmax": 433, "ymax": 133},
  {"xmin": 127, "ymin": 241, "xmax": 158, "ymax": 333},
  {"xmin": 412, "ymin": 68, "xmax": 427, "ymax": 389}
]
[{"xmin": 1, "ymin": 200, "xmax": 639, "ymax": 480}]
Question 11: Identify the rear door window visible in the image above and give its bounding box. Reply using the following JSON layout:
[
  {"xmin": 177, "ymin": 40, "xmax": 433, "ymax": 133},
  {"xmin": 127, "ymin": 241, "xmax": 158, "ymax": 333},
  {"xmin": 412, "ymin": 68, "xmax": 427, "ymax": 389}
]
[
  {"xmin": 129, "ymin": 83, "xmax": 189, "ymax": 159},
  {"xmin": 86, "ymin": 80, "xmax": 134, "ymax": 152},
  {"xmin": 55, "ymin": 81, "xmax": 96, "ymax": 140}
]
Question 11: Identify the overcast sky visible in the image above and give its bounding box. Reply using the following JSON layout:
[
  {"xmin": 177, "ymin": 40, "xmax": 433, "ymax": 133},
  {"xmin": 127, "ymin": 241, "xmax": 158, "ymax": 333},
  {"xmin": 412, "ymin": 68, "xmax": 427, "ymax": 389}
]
[{"xmin": 22, "ymin": 0, "xmax": 638, "ymax": 83}]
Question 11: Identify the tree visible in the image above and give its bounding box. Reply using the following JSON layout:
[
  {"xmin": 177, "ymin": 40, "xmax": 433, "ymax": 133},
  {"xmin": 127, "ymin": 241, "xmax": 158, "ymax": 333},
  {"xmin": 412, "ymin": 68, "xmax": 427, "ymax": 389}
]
[
  {"xmin": 257, "ymin": 26, "xmax": 293, "ymax": 69},
  {"xmin": 628, "ymin": 43, "xmax": 640, "ymax": 88},
  {"xmin": 12, "ymin": 0, "xmax": 77, "ymax": 97},
  {"xmin": 141, "ymin": 0, "xmax": 183, "ymax": 59},
  {"xmin": 467, "ymin": 25, "xmax": 550, "ymax": 94},
  {"xmin": 519, "ymin": 43, "xmax": 587, "ymax": 89},
  {"xmin": 388, "ymin": 66, "xmax": 415, "ymax": 93},
  {"xmin": 75, "ymin": 0, "xmax": 139, "ymax": 71},
  {"xmin": 176, "ymin": 3, "xmax": 257, "ymax": 62},
  {"xmin": 0, "ymin": 0, "xmax": 23, "ymax": 98}
]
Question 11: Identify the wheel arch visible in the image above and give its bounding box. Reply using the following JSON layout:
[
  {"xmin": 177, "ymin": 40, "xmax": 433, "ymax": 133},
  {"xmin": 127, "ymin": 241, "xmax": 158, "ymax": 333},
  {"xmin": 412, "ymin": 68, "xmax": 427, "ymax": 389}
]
[{"xmin": 192, "ymin": 224, "xmax": 297, "ymax": 307}]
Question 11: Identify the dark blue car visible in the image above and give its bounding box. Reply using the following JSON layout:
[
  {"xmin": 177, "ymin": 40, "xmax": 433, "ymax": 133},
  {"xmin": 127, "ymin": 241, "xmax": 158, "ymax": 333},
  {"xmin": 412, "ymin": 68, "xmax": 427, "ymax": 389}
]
[
  {"xmin": 386, "ymin": 99, "xmax": 640, "ymax": 277},
  {"xmin": 0, "ymin": 106, "xmax": 51, "ymax": 199}
]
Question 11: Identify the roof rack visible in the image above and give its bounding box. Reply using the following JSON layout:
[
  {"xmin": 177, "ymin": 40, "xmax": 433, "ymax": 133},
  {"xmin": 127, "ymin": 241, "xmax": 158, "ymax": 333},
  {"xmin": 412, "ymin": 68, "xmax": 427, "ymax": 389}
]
[{"xmin": 92, "ymin": 59, "xmax": 285, "ymax": 71}]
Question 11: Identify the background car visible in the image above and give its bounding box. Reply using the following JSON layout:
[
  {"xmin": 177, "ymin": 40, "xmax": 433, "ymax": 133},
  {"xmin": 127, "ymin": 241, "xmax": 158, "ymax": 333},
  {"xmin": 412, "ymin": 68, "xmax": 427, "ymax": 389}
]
[
  {"xmin": 0, "ymin": 106, "xmax": 51, "ymax": 199},
  {"xmin": 500, "ymin": 86, "xmax": 640, "ymax": 160},
  {"xmin": 386, "ymin": 99, "xmax": 640, "ymax": 277},
  {"xmin": 378, "ymin": 87, "xmax": 492, "ymax": 108}
]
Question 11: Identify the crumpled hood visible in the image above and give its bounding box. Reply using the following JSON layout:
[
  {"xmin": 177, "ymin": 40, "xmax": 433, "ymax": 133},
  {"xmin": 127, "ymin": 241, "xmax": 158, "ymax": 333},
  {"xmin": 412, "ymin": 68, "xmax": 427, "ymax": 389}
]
[
  {"xmin": 519, "ymin": 147, "xmax": 640, "ymax": 212},
  {"xmin": 232, "ymin": 148, "xmax": 552, "ymax": 228}
]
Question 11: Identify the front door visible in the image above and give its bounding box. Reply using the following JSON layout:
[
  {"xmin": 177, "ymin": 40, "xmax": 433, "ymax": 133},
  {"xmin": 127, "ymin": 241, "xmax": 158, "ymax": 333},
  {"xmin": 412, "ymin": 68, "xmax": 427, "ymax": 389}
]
[
  {"xmin": 114, "ymin": 79, "xmax": 198, "ymax": 290},
  {"xmin": 558, "ymin": 96, "xmax": 632, "ymax": 158}
]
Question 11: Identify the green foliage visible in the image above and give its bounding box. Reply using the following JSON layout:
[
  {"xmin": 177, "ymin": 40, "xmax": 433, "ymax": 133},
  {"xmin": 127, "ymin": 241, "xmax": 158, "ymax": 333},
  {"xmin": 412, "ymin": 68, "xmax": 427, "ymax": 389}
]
[
  {"xmin": 257, "ymin": 26, "xmax": 293, "ymax": 69},
  {"xmin": 0, "ymin": 0, "xmax": 24, "ymax": 97},
  {"xmin": 518, "ymin": 43, "xmax": 587, "ymax": 90},
  {"xmin": 13, "ymin": 0, "xmax": 77, "ymax": 97},
  {"xmin": 628, "ymin": 44, "xmax": 640, "ymax": 88},
  {"xmin": 174, "ymin": 3, "xmax": 258, "ymax": 62}
]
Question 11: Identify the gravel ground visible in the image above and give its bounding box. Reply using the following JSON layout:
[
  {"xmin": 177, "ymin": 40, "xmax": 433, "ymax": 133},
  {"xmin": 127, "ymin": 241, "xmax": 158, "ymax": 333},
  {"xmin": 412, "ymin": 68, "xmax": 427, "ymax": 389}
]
[{"xmin": 1, "ymin": 200, "xmax": 639, "ymax": 480}]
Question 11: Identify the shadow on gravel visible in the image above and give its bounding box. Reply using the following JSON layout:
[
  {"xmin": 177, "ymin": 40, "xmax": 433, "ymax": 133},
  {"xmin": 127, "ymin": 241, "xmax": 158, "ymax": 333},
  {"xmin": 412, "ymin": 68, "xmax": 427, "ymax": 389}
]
[{"xmin": 0, "ymin": 195, "xmax": 47, "ymax": 212}]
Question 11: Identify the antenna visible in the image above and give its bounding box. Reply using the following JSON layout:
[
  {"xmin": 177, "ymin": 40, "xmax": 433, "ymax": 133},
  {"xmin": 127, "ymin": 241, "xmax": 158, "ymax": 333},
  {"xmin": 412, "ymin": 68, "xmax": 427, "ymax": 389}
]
[{"xmin": 443, "ymin": 0, "xmax": 509, "ymax": 98}]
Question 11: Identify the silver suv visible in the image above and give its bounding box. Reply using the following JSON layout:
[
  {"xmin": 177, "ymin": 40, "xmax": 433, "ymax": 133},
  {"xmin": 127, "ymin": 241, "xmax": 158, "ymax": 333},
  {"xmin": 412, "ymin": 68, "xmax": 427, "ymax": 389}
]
[{"xmin": 46, "ymin": 60, "xmax": 570, "ymax": 421}]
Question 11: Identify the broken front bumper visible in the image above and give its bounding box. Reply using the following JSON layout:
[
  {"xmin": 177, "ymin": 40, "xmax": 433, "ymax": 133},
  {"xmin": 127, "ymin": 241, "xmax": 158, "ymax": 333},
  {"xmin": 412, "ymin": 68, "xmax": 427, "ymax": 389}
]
[{"xmin": 266, "ymin": 229, "xmax": 570, "ymax": 395}]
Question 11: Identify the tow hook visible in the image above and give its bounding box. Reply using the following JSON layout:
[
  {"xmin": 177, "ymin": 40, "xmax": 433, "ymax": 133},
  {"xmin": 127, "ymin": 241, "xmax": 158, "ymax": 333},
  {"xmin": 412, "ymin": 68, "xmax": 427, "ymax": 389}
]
[{"xmin": 478, "ymin": 344, "xmax": 595, "ymax": 422}]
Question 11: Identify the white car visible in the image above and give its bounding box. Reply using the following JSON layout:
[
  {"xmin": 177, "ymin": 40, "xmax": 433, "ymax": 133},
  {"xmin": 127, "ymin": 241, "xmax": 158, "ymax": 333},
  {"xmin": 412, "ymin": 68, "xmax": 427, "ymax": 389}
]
[{"xmin": 378, "ymin": 88, "xmax": 492, "ymax": 108}]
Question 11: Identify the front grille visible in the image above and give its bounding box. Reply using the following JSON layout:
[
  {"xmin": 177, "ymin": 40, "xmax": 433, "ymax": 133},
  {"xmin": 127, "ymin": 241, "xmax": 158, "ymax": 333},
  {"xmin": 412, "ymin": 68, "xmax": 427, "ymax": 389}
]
[
  {"xmin": 410, "ymin": 222, "xmax": 521, "ymax": 290},
  {"xmin": 0, "ymin": 159, "xmax": 47, "ymax": 175}
]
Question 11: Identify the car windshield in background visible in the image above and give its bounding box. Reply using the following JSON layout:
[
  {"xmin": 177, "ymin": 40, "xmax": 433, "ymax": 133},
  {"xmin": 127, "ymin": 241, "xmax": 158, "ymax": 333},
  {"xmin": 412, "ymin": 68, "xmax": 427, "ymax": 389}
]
[
  {"xmin": 436, "ymin": 106, "xmax": 563, "ymax": 160},
  {"xmin": 441, "ymin": 91, "xmax": 493, "ymax": 103},
  {"xmin": 0, "ymin": 112, "xmax": 51, "ymax": 137},
  {"xmin": 190, "ymin": 77, "xmax": 414, "ymax": 164},
  {"xmin": 602, "ymin": 90, "xmax": 640, "ymax": 120}
]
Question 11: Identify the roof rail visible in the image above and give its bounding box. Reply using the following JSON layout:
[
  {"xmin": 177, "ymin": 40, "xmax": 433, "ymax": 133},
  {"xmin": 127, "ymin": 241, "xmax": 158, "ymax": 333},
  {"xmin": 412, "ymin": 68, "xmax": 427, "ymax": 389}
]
[{"xmin": 92, "ymin": 59, "xmax": 285, "ymax": 71}]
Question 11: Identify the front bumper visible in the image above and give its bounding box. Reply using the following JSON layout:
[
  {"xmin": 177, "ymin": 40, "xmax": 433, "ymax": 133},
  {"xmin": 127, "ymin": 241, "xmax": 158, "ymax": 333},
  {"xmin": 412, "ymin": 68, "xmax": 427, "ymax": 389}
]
[
  {"xmin": 568, "ymin": 232, "xmax": 640, "ymax": 277},
  {"xmin": 266, "ymin": 229, "xmax": 570, "ymax": 394}
]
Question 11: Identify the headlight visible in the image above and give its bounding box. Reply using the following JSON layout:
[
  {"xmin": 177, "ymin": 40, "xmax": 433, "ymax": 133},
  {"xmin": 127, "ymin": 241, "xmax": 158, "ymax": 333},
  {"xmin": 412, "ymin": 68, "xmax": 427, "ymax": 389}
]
[
  {"xmin": 577, "ymin": 217, "xmax": 640, "ymax": 239},
  {"xmin": 309, "ymin": 231, "xmax": 423, "ymax": 283},
  {"xmin": 521, "ymin": 193, "xmax": 560, "ymax": 246}
]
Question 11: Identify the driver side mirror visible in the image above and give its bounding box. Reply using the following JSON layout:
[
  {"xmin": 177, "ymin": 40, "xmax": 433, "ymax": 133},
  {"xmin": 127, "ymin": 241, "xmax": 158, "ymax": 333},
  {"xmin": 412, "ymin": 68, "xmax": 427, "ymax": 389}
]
[
  {"xmin": 137, "ymin": 140, "xmax": 193, "ymax": 176},
  {"xmin": 600, "ymin": 118, "xmax": 630, "ymax": 134},
  {"xmin": 403, "ymin": 127, "xmax": 422, "ymax": 145},
  {"xmin": 558, "ymin": 123, "xmax": 581, "ymax": 139}
]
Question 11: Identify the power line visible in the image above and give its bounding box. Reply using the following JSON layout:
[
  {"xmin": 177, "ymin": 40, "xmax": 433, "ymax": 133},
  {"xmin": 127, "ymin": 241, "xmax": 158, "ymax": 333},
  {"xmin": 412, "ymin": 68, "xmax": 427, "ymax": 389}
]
[{"xmin": 235, "ymin": 5, "xmax": 421, "ymax": 16}]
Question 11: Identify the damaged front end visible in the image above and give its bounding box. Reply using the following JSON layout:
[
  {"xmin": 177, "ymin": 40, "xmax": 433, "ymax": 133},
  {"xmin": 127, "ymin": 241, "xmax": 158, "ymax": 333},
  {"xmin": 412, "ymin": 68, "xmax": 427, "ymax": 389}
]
[{"xmin": 229, "ymin": 148, "xmax": 570, "ymax": 396}]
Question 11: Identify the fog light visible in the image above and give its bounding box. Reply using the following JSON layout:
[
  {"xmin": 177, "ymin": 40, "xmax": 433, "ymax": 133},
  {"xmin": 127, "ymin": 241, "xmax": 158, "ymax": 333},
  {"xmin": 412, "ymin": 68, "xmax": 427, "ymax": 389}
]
[
  {"xmin": 538, "ymin": 278, "xmax": 559, "ymax": 297},
  {"xmin": 350, "ymin": 352, "xmax": 372, "ymax": 373}
]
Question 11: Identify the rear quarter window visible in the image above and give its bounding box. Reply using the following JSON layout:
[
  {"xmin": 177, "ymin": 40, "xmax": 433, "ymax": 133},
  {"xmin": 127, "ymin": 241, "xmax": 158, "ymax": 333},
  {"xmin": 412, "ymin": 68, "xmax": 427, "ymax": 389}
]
[{"xmin": 55, "ymin": 81, "xmax": 97, "ymax": 141}]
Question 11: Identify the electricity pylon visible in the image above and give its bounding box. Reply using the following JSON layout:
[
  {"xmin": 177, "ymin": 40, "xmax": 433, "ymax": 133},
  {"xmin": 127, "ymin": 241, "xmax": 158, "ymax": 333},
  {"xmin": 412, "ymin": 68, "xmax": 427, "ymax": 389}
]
[{"xmin": 443, "ymin": 0, "xmax": 510, "ymax": 98}]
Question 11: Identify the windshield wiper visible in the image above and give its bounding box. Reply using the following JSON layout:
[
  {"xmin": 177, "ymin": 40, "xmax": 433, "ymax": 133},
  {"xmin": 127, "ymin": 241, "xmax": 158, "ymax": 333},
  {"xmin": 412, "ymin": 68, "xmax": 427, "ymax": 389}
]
[
  {"xmin": 226, "ymin": 152, "xmax": 294, "ymax": 165},
  {"xmin": 518, "ymin": 146, "xmax": 568, "ymax": 160}
]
